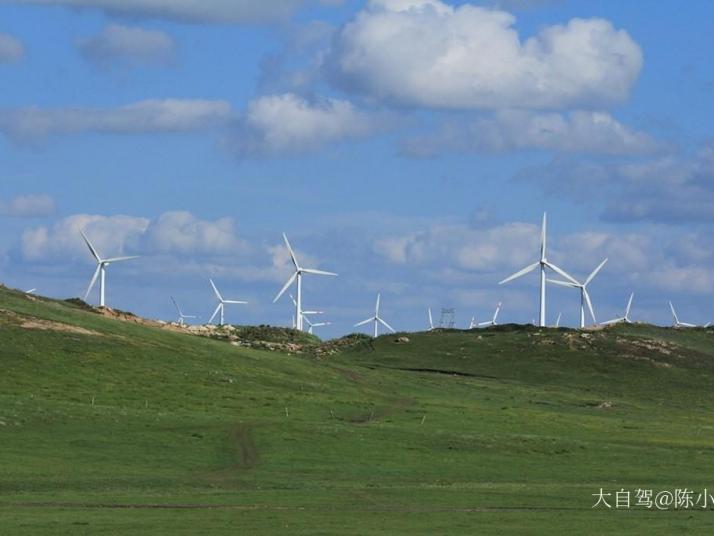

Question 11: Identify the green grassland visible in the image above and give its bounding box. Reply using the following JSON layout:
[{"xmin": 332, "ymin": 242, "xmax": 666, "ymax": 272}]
[{"xmin": 2, "ymin": 285, "xmax": 714, "ymax": 534}]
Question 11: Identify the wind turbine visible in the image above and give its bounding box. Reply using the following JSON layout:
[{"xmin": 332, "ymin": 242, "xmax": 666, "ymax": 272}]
[
  {"xmin": 273, "ymin": 233, "xmax": 337, "ymax": 332},
  {"xmin": 209, "ymin": 279, "xmax": 247, "ymax": 326},
  {"xmin": 355, "ymin": 293, "xmax": 395, "ymax": 338},
  {"xmin": 304, "ymin": 315, "xmax": 331, "ymax": 335},
  {"xmin": 601, "ymin": 293, "xmax": 635, "ymax": 326},
  {"xmin": 499, "ymin": 213, "xmax": 577, "ymax": 327},
  {"xmin": 81, "ymin": 229, "xmax": 139, "ymax": 307},
  {"xmin": 478, "ymin": 302, "xmax": 501, "ymax": 327},
  {"xmin": 548, "ymin": 258, "xmax": 608, "ymax": 329},
  {"xmin": 171, "ymin": 296, "xmax": 197, "ymax": 326},
  {"xmin": 469, "ymin": 315, "xmax": 478, "ymax": 329},
  {"xmin": 290, "ymin": 294, "xmax": 324, "ymax": 318},
  {"xmin": 669, "ymin": 301, "xmax": 697, "ymax": 328}
]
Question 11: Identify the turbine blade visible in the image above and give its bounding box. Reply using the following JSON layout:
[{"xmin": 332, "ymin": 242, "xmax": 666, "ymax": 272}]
[
  {"xmin": 547, "ymin": 279, "xmax": 579, "ymax": 288},
  {"xmin": 80, "ymin": 229, "xmax": 101, "ymax": 262},
  {"xmin": 626, "ymin": 293, "xmax": 634, "ymax": 317},
  {"xmin": 83, "ymin": 264, "xmax": 101, "ymax": 301},
  {"xmin": 170, "ymin": 296, "xmax": 182, "ymax": 315},
  {"xmin": 223, "ymin": 300, "xmax": 248, "ymax": 305},
  {"xmin": 493, "ymin": 302, "xmax": 501, "ymax": 323},
  {"xmin": 375, "ymin": 293, "xmax": 381, "ymax": 315},
  {"xmin": 283, "ymin": 233, "xmax": 299, "ymax": 270},
  {"xmin": 541, "ymin": 212, "xmax": 547, "ymax": 260},
  {"xmin": 584, "ymin": 289, "xmax": 596, "ymax": 324},
  {"xmin": 428, "ymin": 308, "xmax": 433, "ymax": 329},
  {"xmin": 208, "ymin": 304, "xmax": 221, "ymax": 324},
  {"xmin": 302, "ymin": 268, "xmax": 338, "ymax": 277},
  {"xmin": 600, "ymin": 317, "xmax": 624, "ymax": 326},
  {"xmin": 669, "ymin": 301, "xmax": 679, "ymax": 323},
  {"xmin": 378, "ymin": 317, "xmax": 396, "ymax": 333},
  {"xmin": 289, "ymin": 293, "xmax": 297, "ymax": 307},
  {"xmin": 355, "ymin": 317, "xmax": 374, "ymax": 327},
  {"xmin": 584, "ymin": 258, "xmax": 608, "ymax": 286},
  {"xmin": 499, "ymin": 262, "xmax": 539, "ymax": 285},
  {"xmin": 209, "ymin": 279, "xmax": 223, "ymax": 302},
  {"xmin": 104, "ymin": 255, "xmax": 139, "ymax": 263},
  {"xmin": 545, "ymin": 262, "xmax": 579, "ymax": 285},
  {"xmin": 273, "ymin": 271, "xmax": 297, "ymax": 303}
]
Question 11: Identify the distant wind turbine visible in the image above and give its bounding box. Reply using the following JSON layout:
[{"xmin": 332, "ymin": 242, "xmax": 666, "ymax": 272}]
[
  {"xmin": 273, "ymin": 233, "xmax": 337, "ymax": 332},
  {"xmin": 669, "ymin": 301, "xmax": 697, "ymax": 328},
  {"xmin": 601, "ymin": 293, "xmax": 635, "ymax": 326},
  {"xmin": 469, "ymin": 315, "xmax": 477, "ymax": 329},
  {"xmin": 209, "ymin": 279, "xmax": 247, "ymax": 326},
  {"xmin": 548, "ymin": 258, "xmax": 608, "ymax": 329},
  {"xmin": 499, "ymin": 213, "xmax": 577, "ymax": 327},
  {"xmin": 171, "ymin": 296, "xmax": 197, "ymax": 326},
  {"xmin": 478, "ymin": 302, "xmax": 501, "ymax": 327},
  {"xmin": 355, "ymin": 293, "xmax": 395, "ymax": 338},
  {"xmin": 81, "ymin": 229, "xmax": 139, "ymax": 307},
  {"xmin": 304, "ymin": 315, "xmax": 331, "ymax": 335}
]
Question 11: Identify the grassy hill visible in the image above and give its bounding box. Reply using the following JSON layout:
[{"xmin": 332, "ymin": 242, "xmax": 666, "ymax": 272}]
[{"xmin": 1, "ymin": 285, "xmax": 714, "ymax": 534}]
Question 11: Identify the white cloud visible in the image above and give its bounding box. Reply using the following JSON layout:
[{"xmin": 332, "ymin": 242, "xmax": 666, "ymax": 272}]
[
  {"xmin": 327, "ymin": 0, "xmax": 642, "ymax": 109},
  {"xmin": 0, "ymin": 194, "xmax": 55, "ymax": 217},
  {"xmin": 0, "ymin": 32, "xmax": 24, "ymax": 63},
  {"xmin": 0, "ymin": 99, "xmax": 233, "ymax": 143},
  {"xmin": 77, "ymin": 24, "xmax": 176, "ymax": 68},
  {"xmin": 141, "ymin": 211, "xmax": 247, "ymax": 256},
  {"xmin": 228, "ymin": 93, "xmax": 381, "ymax": 156},
  {"xmin": 22, "ymin": 214, "xmax": 149, "ymax": 262},
  {"xmin": 20, "ymin": 211, "xmax": 248, "ymax": 262},
  {"xmin": 403, "ymin": 110, "xmax": 660, "ymax": 156},
  {"xmin": 6, "ymin": 0, "xmax": 326, "ymax": 24}
]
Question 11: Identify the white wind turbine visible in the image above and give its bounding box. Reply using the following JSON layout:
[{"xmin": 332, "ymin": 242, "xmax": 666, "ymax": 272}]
[
  {"xmin": 171, "ymin": 296, "xmax": 197, "ymax": 326},
  {"xmin": 81, "ymin": 229, "xmax": 139, "ymax": 308},
  {"xmin": 290, "ymin": 294, "xmax": 324, "ymax": 318},
  {"xmin": 469, "ymin": 315, "xmax": 478, "ymax": 329},
  {"xmin": 355, "ymin": 293, "xmax": 395, "ymax": 338},
  {"xmin": 548, "ymin": 258, "xmax": 608, "ymax": 329},
  {"xmin": 273, "ymin": 233, "xmax": 337, "ymax": 332},
  {"xmin": 499, "ymin": 213, "xmax": 577, "ymax": 327},
  {"xmin": 478, "ymin": 302, "xmax": 501, "ymax": 327},
  {"xmin": 669, "ymin": 301, "xmax": 697, "ymax": 328},
  {"xmin": 209, "ymin": 279, "xmax": 247, "ymax": 326},
  {"xmin": 601, "ymin": 293, "xmax": 635, "ymax": 326},
  {"xmin": 304, "ymin": 315, "xmax": 331, "ymax": 335}
]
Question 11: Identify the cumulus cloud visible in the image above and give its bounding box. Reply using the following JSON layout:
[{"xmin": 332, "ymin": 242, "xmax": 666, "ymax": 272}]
[
  {"xmin": 5, "ymin": 0, "xmax": 331, "ymax": 24},
  {"xmin": 0, "ymin": 32, "xmax": 24, "ymax": 63},
  {"xmin": 77, "ymin": 24, "xmax": 176, "ymax": 68},
  {"xmin": 227, "ymin": 93, "xmax": 381, "ymax": 156},
  {"xmin": 0, "ymin": 99, "xmax": 233, "ymax": 143},
  {"xmin": 327, "ymin": 0, "xmax": 642, "ymax": 110},
  {"xmin": 20, "ymin": 211, "xmax": 247, "ymax": 262},
  {"xmin": 525, "ymin": 143, "xmax": 714, "ymax": 223},
  {"xmin": 0, "ymin": 194, "xmax": 55, "ymax": 217},
  {"xmin": 402, "ymin": 110, "xmax": 660, "ymax": 156}
]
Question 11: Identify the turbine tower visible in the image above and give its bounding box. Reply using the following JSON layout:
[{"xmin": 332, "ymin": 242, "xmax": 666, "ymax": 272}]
[
  {"xmin": 478, "ymin": 302, "xmax": 501, "ymax": 327},
  {"xmin": 81, "ymin": 229, "xmax": 139, "ymax": 307},
  {"xmin": 355, "ymin": 293, "xmax": 396, "ymax": 338},
  {"xmin": 548, "ymin": 258, "xmax": 608, "ymax": 329},
  {"xmin": 171, "ymin": 296, "xmax": 196, "ymax": 326},
  {"xmin": 209, "ymin": 279, "xmax": 247, "ymax": 326},
  {"xmin": 669, "ymin": 301, "xmax": 697, "ymax": 328},
  {"xmin": 273, "ymin": 233, "xmax": 337, "ymax": 332},
  {"xmin": 499, "ymin": 213, "xmax": 576, "ymax": 327},
  {"xmin": 601, "ymin": 293, "xmax": 635, "ymax": 326}
]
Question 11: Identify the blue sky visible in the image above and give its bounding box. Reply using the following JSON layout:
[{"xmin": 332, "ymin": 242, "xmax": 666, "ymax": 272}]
[{"xmin": 1, "ymin": 0, "xmax": 713, "ymax": 336}]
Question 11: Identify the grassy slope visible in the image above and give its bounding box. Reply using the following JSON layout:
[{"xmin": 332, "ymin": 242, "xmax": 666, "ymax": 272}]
[{"xmin": 2, "ymin": 286, "xmax": 714, "ymax": 534}]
